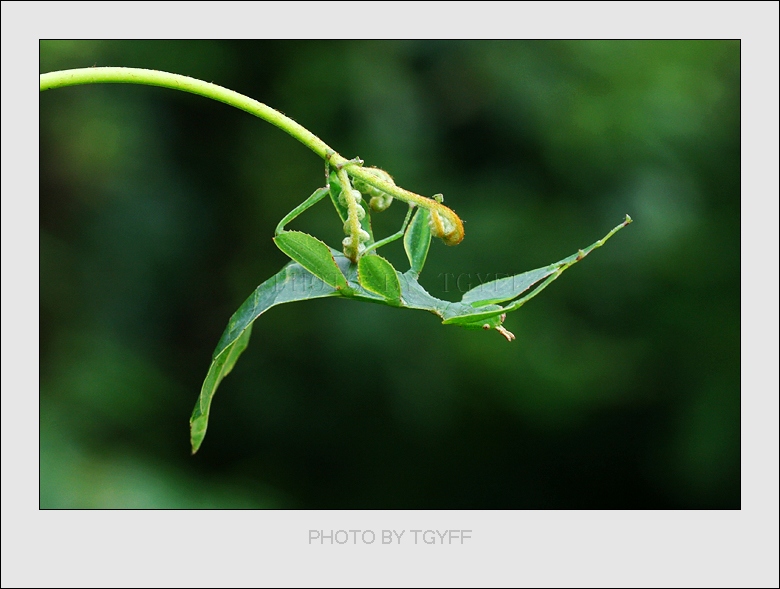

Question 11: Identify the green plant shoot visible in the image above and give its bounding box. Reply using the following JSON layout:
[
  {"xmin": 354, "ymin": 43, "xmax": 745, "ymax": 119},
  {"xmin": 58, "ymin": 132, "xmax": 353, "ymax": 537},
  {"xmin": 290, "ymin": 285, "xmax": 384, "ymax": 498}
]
[{"xmin": 40, "ymin": 67, "xmax": 633, "ymax": 453}]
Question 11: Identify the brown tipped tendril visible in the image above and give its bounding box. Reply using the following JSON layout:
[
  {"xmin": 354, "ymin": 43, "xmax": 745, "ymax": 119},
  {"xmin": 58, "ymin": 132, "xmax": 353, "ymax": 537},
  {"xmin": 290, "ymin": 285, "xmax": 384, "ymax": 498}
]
[{"xmin": 346, "ymin": 165, "xmax": 464, "ymax": 246}]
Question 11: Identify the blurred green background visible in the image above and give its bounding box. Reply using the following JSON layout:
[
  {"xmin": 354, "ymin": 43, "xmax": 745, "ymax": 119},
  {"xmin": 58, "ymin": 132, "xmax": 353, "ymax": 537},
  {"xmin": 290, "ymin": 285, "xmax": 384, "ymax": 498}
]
[{"xmin": 40, "ymin": 40, "xmax": 740, "ymax": 509}]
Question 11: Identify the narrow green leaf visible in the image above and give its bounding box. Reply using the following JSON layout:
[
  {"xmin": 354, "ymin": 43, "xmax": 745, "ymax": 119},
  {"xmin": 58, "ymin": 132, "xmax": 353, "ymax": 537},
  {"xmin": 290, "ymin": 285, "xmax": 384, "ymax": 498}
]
[
  {"xmin": 460, "ymin": 264, "xmax": 559, "ymax": 307},
  {"xmin": 358, "ymin": 254, "xmax": 402, "ymax": 303},
  {"xmin": 404, "ymin": 207, "xmax": 432, "ymax": 275},
  {"xmin": 445, "ymin": 216, "xmax": 632, "ymax": 324},
  {"xmin": 190, "ymin": 324, "xmax": 252, "ymax": 454},
  {"xmin": 274, "ymin": 231, "xmax": 349, "ymax": 291},
  {"xmin": 192, "ymin": 261, "xmax": 343, "ymax": 453},
  {"xmin": 460, "ymin": 217, "xmax": 633, "ymax": 307}
]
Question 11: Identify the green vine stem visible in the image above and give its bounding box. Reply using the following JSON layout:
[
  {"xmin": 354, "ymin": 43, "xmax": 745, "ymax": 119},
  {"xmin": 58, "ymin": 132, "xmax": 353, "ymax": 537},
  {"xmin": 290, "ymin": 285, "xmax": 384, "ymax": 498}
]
[{"xmin": 40, "ymin": 67, "xmax": 464, "ymax": 244}]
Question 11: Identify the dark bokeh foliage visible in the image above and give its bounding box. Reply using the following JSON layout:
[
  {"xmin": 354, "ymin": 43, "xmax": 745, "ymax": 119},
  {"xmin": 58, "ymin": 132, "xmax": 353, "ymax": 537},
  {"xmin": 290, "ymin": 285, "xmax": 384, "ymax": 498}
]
[{"xmin": 40, "ymin": 40, "xmax": 739, "ymax": 508}]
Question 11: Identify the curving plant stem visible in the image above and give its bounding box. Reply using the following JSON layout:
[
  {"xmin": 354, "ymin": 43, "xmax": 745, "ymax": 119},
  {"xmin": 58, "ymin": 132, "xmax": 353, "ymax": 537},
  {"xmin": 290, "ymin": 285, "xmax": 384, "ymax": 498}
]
[{"xmin": 40, "ymin": 67, "xmax": 464, "ymax": 243}]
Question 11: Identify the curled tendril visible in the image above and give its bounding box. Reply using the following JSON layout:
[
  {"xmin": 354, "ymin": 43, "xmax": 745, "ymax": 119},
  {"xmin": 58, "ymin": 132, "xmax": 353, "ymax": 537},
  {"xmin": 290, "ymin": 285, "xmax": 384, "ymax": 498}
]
[
  {"xmin": 429, "ymin": 195, "xmax": 465, "ymax": 246},
  {"xmin": 429, "ymin": 207, "xmax": 465, "ymax": 245},
  {"xmin": 347, "ymin": 167, "xmax": 465, "ymax": 246}
]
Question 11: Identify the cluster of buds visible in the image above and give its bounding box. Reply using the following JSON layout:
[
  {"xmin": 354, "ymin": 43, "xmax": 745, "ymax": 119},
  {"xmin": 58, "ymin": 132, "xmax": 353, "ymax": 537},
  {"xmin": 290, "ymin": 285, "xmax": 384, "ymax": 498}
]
[
  {"xmin": 338, "ymin": 187, "xmax": 370, "ymax": 259},
  {"xmin": 352, "ymin": 167, "xmax": 396, "ymax": 212}
]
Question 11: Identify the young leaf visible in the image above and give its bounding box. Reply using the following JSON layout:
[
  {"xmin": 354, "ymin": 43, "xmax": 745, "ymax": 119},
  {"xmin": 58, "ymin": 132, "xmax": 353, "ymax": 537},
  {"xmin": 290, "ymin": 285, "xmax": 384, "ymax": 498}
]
[
  {"xmin": 358, "ymin": 254, "xmax": 402, "ymax": 303},
  {"xmin": 403, "ymin": 207, "xmax": 432, "ymax": 275},
  {"xmin": 274, "ymin": 230, "xmax": 349, "ymax": 291}
]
